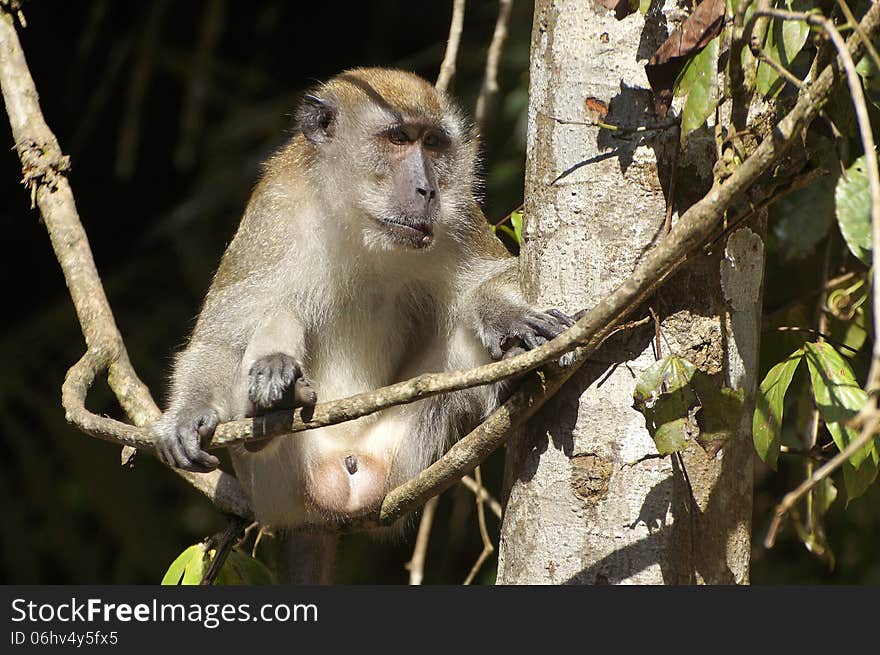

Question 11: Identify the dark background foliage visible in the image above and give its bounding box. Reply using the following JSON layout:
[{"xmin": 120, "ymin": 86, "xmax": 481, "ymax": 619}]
[{"xmin": 0, "ymin": 0, "xmax": 876, "ymax": 584}]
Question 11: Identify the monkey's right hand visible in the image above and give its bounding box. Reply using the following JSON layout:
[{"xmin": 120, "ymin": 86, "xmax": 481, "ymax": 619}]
[
  {"xmin": 245, "ymin": 352, "xmax": 317, "ymax": 453},
  {"xmin": 154, "ymin": 407, "xmax": 222, "ymax": 473}
]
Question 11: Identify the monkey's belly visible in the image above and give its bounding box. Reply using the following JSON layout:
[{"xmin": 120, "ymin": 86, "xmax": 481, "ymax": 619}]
[{"xmin": 230, "ymin": 410, "xmax": 412, "ymax": 527}]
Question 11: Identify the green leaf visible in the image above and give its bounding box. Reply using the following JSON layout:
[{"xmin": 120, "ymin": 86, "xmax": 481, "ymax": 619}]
[
  {"xmin": 753, "ymin": 349, "xmax": 804, "ymax": 469},
  {"xmin": 857, "ymin": 54, "xmax": 880, "ymax": 110},
  {"xmin": 690, "ymin": 375, "xmax": 745, "ymax": 456},
  {"xmin": 639, "ymin": 0, "xmax": 651, "ymax": 15},
  {"xmin": 679, "ymin": 36, "xmax": 721, "ymax": 141},
  {"xmin": 494, "ymin": 224, "xmax": 517, "ymax": 242},
  {"xmin": 769, "ymin": 174, "xmax": 836, "ymax": 260},
  {"xmin": 795, "ymin": 477, "xmax": 837, "ymax": 569},
  {"xmin": 213, "ymin": 550, "xmax": 275, "ymax": 585},
  {"xmin": 835, "ymin": 153, "xmax": 874, "ymax": 264},
  {"xmin": 161, "ymin": 544, "xmax": 207, "ymax": 585},
  {"xmin": 755, "ymin": 2, "xmax": 811, "ymax": 97},
  {"xmin": 842, "ymin": 453, "xmax": 879, "ymax": 504},
  {"xmin": 804, "ymin": 342, "xmax": 871, "ymax": 467},
  {"xmin": 634, "ymin": 356, "xmax": 700, "ymax": 455},
  {"xmin": 510, "ymin": 210, "xmax": 523, "ymax": 245}
]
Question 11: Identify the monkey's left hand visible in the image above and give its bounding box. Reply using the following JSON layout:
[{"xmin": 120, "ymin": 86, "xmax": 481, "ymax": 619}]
[
  {"xmin": 244, "ymin": 352, "xmax": 317, "ymax": 453},
  {"xmin": 482, "ymin": 308, "xmax": 576, "ymax": 366}
]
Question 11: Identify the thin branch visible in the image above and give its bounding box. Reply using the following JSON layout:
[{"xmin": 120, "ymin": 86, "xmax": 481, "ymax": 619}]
[
  {"xmin": 460, "ymin": 474, "xmax": 503, "ymax": 519},
  {"xmin": 435, "ymin": 0, "xmax": 466, "ymax": 94},
  {"xmin": 175, "ymin": 0, "xmax": 226, "ymax": 171},
  {"xmin": 749, "ymin": 39, "xmax": 810, "ymax": 93},
  {"xmin": 115, "ymin": 0, "xmax": 169, "ymax": 180},
  {"xmin": 664, "ymin": 131, "xmax": 680, "ymax": 234},
  {"xmin": 773, "ymin": 326, "xmax": 861, "ymax": 354},
  {"xmin": 463, "ymin": 466, "xmax": 494, "ymax": 585},
  {"xmin": 0, "ymin": 9, "xmax": 253, "ymax": 520},
  {"xmin": 405, "ymin": 495, "xmax": 439, "ymax": 585},
  {"xmin": 765, "ymin": 412, "xmax": 880, "ymax": 548},
  {"xmin": 755, "ymin": 7, "xmax": 880, "ymax": 386},
  {"xmin": 474, "ymin": 0, "xmax": 513, "ymax": 131},
  {"xmin": 200, "ymin": 516, "xmax": 248, "ymax": 585},
  {"xmin": 836, "ymin": 0, "xmax": 880, "ymax": 73}
]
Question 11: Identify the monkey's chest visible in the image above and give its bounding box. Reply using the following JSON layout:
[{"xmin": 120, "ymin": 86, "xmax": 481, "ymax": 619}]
[{"xmin": 303, "ymin": 295, "xmax": 427, "ymax": 402}]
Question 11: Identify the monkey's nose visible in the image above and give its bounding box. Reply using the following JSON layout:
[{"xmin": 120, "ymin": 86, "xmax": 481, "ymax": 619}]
[
  {"xmin": 416, "ymin": 186, "xmax": 437, "ymax": 201},
  {"xmin": 344, "ymin": 454, "xmax": 358, "ymax": 475}
]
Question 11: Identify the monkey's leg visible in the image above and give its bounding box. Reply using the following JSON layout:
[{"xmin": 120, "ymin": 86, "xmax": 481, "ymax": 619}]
[{"xmin": 278, "ymin": 531, "xmax": 338, "ymax": 584}]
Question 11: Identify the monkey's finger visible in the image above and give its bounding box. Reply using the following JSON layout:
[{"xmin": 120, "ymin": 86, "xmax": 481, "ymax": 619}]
[
  {"xmin": 545, "ymin": 308, "xmax": 576, "ymax": 327},
  {"xmin": 558, "ymin": 351, "xmax": 576, "ymax": 368},
  {"xmin": 488, "ymin": 340, "xmax": 504, "ymax": 361},
  {"xmin": 293, "ymin": 377, "xmax": 318, "ymax": 407},
  {"xmin": 524, "ymin": 315, "xmax": 565, "ymax": 341},
  {"xmin": 502, "ymin": 345, "xmax": 527, "ymax": 360},
  {"xmin": 181, "ymin": 430, "xmax": 220, "ymax": 471},
  {"xmin": 520, "ymin": 330, "xmax": 541, "ymax": 350},
  {"xmin": 165, "ymin": 430, "xmax": 199, "ymax": 471}
]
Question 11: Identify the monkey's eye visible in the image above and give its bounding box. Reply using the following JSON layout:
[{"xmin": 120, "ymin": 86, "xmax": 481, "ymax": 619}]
[
  {"xmin": 422, "ymin": 131, "xmax": 447, "ymax": 150},
  {"xmin": 387, "ymin": 127, "xmax": 413, "ymax": 145}
]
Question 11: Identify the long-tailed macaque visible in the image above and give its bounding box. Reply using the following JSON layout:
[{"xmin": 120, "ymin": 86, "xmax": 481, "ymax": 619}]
[{"xmin": 155, "ymin": 68, "xmax": 573, "ymax": 529}]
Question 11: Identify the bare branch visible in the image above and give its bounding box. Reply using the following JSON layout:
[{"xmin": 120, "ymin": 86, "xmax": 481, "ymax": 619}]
[
  {"xmin": 175, "ymin": 0, "xmax": 226, "ymax": 171},
  {"xmin": 460, "ymin": 474, "xmax": 503, "ymax": 519},
  {"xmin": 0, "ymin": 8, "xmax": 253, "ymax": 520},
  {"xmin": 435, "ymin": 0, "xmax": 466, "ymax": 94},
  {"xmin": 405, "ymin": 496, "xmax": 439, "ymax": 585},
  {"xmin": 115, "ymin": 0, "xmax": 169, "ymax": 180},
  {"xmin": 765, "ymin": 412, "xmax": 880, "ymax": 548},
  {"xmin": 200, "ymin": 516, "xmax": 249, "ymax": 585},
  {"xmin": 474, "ymin": 0, "xmax": 513, "ymax": 131},
  {"xmin": 463, "ymin": 466, "xmax": 494, "ymax": 585}
]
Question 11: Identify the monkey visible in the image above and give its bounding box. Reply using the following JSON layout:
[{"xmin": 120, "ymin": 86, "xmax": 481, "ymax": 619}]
[{"xmin": 154, "ymin": 68, "xmax": 575, "ymax": 530}]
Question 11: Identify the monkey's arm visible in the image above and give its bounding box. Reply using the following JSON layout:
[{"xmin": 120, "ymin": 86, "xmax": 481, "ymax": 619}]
[
  {"xmin": 153, "ymin": 338, "xmax": 241, "ymax": 472},
  {"xmin": 460, "ymin": 214, "xmax": 575, "ymax": 364},
  {"xmin": 465, "ymin": 257, "xmax": 575, "ymax": 364}
]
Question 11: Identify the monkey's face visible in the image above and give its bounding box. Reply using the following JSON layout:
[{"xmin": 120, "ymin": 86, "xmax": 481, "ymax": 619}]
[
  {"xmin": 357, "ymin": 121, "xmax": 454, "ymax": 251},
  {"xmin": 296, "ymin": 69, "xmax": 477, "ymax": 253}
]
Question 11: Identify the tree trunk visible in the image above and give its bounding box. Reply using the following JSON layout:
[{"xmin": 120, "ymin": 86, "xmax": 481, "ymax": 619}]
[{"xmin": 497, "ymin": 1, "xmax": 760, "ymax": 584}]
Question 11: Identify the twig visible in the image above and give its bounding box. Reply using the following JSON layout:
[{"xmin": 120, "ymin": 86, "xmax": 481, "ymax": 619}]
[
  {"xmin": 836, "ymin": 0, "xmax": 880, "ymax": 72},
  {"xmin": 773, "ymin": 326, "xmax": 861, "ymax": 354},
  {"xmin": 750, "ymin": 39, "xmax": 810, "ymax": 93},
  {"xmin": 756, "ymin": 7, "xmax": 880, "ymax": 387},
  {"xmin": 552, "ymin": 115, "xmax": 679, "ymax": 135},
  {"xmin": 115, "ymin": 0, "xmax": 169, "ymax": 180},
  {"xmin": 763, "ymin": 270, "xmax": 859, "ymax": 323},
  {"xmin": 405, "ymin": 496, "xmax": 439, "ymax": 585},
  {"xmin": 463, "ymin": 466, "xmax": 494, "ymax": 585},
  {"xmin": 765, "ymin": 412, "xmax": 880, "ymax": 548},
  {"xmin": 0, "ymin": 8, "xmax": 253, "ymax": 519},
  {"xmin": 175, "ymin": 0, "xmax": 226, "ymax": 171},
  {"xmin": 664, "ymin": 131, "xmax": 680, "ymax": 234},
  {"xmin": 703, "ymin": 167, "xmax": 829, "ymax": 252},
  {"xmin": 435, "ymin": 0, "xmax": 466, "ymax": 94},
  {"xmin": 474, "ymin": 0, "xmax": 513, "ymax": 131},
  {"xmin": 727, "ymin": 0, "xmax": 759, "ymax": 130},
  {"xmin": 200, "ymin": 516, "xmax": 248, "ymax": 585},
  {"xmin": 649, "ymin": 306, "xmax": 662, "ymax": 360},
  {"xmin": 460, "ymin": 474, "xmax": 502, "ymax": 519}
]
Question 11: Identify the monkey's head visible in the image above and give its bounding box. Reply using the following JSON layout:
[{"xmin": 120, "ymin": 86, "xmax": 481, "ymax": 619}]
[{"xmin": 294, "ymin": 68, "xmax": 478, "ymax": 252}]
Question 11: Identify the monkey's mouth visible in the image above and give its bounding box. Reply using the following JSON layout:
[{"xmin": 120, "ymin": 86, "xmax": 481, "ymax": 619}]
[{"xmin": 377, "ymin": 218, "xmax": 434, "ymax": 249}]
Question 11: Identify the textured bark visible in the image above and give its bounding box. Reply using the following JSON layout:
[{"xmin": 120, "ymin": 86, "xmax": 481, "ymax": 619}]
[{"xmin": 497, "ymin": 1, "xmax": 759, "ymax": 584}]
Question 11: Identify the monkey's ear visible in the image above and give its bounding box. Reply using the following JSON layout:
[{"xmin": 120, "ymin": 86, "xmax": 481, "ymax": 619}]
[{"xmin": 296, "ymin": 94, "xmax": 337, "ymax": 143}]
